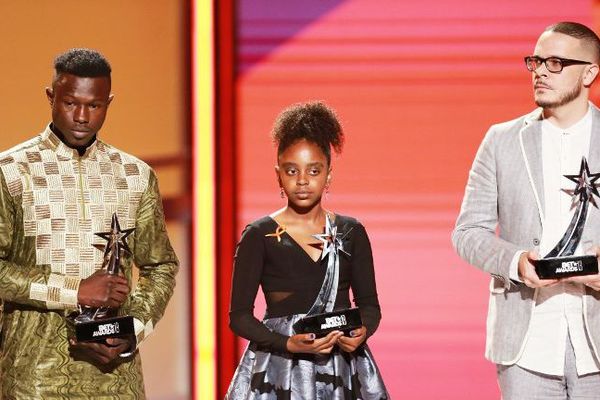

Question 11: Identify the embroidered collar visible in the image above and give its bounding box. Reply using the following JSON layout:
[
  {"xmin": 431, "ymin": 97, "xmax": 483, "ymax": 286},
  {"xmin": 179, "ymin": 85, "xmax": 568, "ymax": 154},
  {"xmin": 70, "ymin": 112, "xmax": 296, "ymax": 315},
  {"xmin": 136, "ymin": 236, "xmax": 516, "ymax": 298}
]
[{"xmin": 40, "ymin": 124, "xmax": 104, "ymax": 160}]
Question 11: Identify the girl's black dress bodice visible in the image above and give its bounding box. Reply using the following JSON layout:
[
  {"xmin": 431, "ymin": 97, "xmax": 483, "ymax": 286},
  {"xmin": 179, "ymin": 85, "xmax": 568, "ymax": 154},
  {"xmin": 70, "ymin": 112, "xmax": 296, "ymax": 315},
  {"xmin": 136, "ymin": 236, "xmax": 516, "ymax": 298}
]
[{"xmin": 229, "ymin": 215, "xmax": 381, "ymax": 352}]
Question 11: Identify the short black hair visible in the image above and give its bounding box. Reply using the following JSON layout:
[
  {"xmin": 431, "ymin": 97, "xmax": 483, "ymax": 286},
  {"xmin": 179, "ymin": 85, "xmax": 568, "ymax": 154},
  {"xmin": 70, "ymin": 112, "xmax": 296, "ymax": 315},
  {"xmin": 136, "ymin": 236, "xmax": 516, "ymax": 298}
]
[
  {"xmin": 545, "ymin": 22, "xmax": 600, "ymax": 63},
  {"xmin": 272, "ymin": 101, "xmax": 344, "ymax": 166},
  {"xmin": 53, "ymin": 48, "xmax": 111, "ymax": 78}
]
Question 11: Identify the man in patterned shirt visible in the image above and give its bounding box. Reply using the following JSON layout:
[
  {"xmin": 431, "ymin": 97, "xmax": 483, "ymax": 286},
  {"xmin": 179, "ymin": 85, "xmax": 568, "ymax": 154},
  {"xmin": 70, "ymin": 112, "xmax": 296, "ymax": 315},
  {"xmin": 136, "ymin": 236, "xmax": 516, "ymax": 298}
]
[{"xmin": 0, "ymin": 48, "xmax": 179, "ymax": 398}]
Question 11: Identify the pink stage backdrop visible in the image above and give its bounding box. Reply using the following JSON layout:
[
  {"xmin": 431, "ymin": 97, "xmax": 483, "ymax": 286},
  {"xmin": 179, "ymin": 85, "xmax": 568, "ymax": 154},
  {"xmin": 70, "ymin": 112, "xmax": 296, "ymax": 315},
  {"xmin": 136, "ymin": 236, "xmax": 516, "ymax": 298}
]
[{"xmin": 235, "ymin": 1, "xmax": 593, "ymax": 397}]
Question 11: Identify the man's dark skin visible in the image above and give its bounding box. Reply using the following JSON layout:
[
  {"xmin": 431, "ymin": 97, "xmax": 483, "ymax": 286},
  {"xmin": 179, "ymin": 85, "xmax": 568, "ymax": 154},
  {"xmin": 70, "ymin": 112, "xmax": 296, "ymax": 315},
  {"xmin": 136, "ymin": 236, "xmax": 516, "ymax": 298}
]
[{"xmin": 45, "ymin": 72, "xmax": 133, "ymax": 364}]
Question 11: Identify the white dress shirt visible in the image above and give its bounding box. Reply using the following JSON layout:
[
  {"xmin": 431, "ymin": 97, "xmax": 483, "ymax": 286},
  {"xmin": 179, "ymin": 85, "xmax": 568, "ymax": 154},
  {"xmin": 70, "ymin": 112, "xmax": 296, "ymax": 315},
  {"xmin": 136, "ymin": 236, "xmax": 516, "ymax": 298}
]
[{"xmin": 510, "ymin": 107, "xmax": 600, "ymax": 376}]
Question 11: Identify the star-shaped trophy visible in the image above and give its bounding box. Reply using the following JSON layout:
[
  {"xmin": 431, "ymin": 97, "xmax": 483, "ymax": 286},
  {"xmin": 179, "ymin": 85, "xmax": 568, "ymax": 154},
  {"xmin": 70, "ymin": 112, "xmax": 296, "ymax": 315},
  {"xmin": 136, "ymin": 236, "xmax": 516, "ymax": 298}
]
[
  {"xmin": 292, "ymin": 214, "xmax": 362, "ymax": 338},
  {"xmin": 95, "ymin": 213, "xmax": 135, "ymax": 277},
  {"xmin": 67, "ymin": 213, "xmax": 136, "ymax": 342},
  {"xmin": 311, "ymin": 214, "xmax": 350, "ymax": 260},
  {"xmin": 564, "ymin": 157, "xmax": 600, "ymax": 208},
  {"xmin": 533, "ymin": 157, "xmax": 600, "ymax": 279}
]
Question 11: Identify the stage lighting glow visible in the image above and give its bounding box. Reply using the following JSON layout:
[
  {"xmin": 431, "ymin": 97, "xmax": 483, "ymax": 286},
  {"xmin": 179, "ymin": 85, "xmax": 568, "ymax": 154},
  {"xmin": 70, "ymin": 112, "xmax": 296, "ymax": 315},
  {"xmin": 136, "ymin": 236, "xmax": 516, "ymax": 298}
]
[{"xmin": 192, "ymin": 0, "xmax": 215, "ymax": 398}]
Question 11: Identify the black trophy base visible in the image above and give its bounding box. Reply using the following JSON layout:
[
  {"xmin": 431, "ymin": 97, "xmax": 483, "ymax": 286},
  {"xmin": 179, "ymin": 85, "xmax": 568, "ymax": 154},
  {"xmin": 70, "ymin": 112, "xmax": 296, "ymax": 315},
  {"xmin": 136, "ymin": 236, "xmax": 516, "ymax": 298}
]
[
  {"xmin": 533, "ymin": 255, "xmax": 598, "ymax": 279},
  {"xmin": 70, "ymin": 315, "xmax": 135, "ymax": 343},
  {"xmin": 293, "ymin": 308, "xmax": 362, "ymax": 338}
]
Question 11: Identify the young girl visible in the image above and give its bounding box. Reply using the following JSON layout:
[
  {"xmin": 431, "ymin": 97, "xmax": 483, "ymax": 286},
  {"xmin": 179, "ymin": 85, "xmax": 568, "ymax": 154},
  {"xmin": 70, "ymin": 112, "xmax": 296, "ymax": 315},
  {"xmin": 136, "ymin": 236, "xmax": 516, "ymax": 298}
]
[{"xmin": 226, "ymin": 102, "xmax": 388, "ymax": 399}]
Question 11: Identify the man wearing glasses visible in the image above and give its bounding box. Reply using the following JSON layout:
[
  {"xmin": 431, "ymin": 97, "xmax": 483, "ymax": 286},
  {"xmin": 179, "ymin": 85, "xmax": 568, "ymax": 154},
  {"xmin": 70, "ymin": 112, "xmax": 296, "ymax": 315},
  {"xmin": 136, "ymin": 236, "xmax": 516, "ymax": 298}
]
[{"xmin": 453, "ymin": 22, "xmax": 600, "ymax": 398}]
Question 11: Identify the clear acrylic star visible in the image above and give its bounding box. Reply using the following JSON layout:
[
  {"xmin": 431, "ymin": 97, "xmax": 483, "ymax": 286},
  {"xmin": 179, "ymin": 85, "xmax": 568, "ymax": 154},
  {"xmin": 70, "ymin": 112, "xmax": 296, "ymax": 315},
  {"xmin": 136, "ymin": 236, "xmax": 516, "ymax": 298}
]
[
  {"xmin": 312, "ymin": 214, "xmax": 351, "ymax": 260},
  {"xmin": 95, "ymin": 213, "xmax": 135, "ymax": 259},
  {"xmin": 564, "ymin": 157, "xmax": 600, "ymax": 208}
]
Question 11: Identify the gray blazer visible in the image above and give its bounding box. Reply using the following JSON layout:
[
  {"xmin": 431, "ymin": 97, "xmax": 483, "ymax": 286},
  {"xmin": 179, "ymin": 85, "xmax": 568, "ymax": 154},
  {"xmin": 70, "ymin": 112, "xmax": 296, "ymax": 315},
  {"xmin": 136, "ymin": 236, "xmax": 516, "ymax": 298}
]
[{"xmin": 452, "ymin": 104, "xmax": 600, "ymax": 364}]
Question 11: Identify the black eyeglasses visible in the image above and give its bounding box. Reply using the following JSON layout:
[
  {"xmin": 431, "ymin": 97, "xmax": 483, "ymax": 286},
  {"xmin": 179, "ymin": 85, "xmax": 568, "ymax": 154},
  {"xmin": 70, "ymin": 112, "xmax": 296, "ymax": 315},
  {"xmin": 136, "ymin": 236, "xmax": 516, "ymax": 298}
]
[{"xmin": 524, "ymin": 56, "xmax": 592, "ymax": 73}]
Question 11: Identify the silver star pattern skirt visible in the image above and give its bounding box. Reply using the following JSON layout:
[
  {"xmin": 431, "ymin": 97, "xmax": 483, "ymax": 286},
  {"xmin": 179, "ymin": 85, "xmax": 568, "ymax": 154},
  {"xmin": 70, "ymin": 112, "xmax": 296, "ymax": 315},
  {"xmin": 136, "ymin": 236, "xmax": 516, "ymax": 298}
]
[{"xmin": 226, "ymin": 314, "xmax": 389, "ymax": 400}]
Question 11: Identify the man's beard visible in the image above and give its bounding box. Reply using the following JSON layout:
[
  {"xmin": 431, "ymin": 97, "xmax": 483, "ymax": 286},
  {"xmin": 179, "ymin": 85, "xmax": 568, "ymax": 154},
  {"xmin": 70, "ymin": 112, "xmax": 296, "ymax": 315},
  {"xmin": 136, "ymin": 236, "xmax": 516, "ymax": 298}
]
[{"xmin": 535, "ymin": 77, "xmax": 583, "ymax": 108}]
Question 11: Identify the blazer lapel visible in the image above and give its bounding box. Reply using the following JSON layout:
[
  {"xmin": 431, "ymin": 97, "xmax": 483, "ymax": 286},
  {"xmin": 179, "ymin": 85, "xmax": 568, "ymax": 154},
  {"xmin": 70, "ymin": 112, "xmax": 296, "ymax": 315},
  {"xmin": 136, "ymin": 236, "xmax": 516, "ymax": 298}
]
[
  {"xmin": 587, "ymin": 105, "xmax": 600, "ymax": 177},
  {"xmin": 520, "ymin": 110, "xmax": 545, "ymax": 219},
  {"xmin": 583, "ymin": 105, "xmax": 600, "ymax": 243}
]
